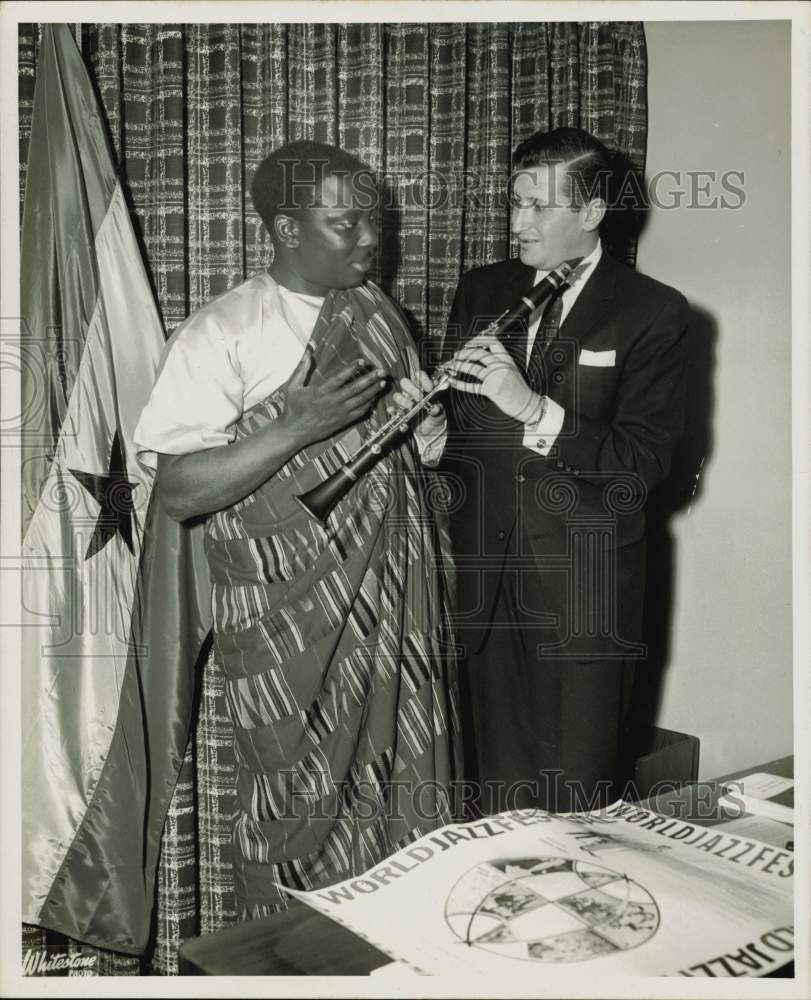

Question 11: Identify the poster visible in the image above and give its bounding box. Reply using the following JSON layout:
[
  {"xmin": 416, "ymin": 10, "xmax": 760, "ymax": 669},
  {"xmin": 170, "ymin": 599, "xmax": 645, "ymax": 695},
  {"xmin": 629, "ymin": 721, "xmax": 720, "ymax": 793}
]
[{"xmin": 282, "ymin": 802, "xmax": 794, "ymax": 977}]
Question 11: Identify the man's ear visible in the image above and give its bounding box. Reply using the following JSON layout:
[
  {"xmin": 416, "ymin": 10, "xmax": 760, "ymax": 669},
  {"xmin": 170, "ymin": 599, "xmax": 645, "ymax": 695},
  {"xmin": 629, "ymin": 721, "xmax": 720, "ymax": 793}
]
[
  {"xmin": 581, "ymin": 198, "xmax": 607, "ymax": 233},
  {"xmin": 274, "ymin": 214, "xmax": 300, "ymax": 248}
]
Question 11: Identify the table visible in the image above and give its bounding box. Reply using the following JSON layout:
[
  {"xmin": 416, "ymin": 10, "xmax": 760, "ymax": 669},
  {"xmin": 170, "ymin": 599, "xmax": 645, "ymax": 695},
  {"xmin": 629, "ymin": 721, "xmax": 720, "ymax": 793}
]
[
  {"xmin": 640, "ymin": 753, "xmax": 794, "ymax": 823},
  {"xmin": 178, "ymin": 755, "xmax": 794, "ymax": 976},
  {"xmin": 178, "ymin": 900, "xmax": 390, "ymax": 976}
]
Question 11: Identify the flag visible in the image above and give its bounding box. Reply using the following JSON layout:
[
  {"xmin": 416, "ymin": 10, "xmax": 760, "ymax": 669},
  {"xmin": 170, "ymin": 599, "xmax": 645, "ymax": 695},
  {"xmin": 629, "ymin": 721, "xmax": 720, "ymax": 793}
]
[{"xmin": 21, "ymin": 25, "xmax": 211, "ymax": 954}]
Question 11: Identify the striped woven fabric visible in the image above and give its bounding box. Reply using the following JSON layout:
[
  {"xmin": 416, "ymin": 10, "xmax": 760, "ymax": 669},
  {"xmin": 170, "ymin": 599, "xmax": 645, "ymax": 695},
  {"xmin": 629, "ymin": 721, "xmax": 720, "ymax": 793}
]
[
  {"xmin": 204, "ymin": 281, "xmax": 461, "ymax": 916},
  {"xmin": 18, "ymin": 20, "xmax": 647, "ymax": 975}
]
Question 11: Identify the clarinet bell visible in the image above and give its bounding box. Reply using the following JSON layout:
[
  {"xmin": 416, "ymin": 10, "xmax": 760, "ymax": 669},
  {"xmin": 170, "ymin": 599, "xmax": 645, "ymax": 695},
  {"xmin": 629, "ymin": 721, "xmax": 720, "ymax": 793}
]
[{"xmin": 293, "ymin": 466, "xmax": 359, "ymax": 525}]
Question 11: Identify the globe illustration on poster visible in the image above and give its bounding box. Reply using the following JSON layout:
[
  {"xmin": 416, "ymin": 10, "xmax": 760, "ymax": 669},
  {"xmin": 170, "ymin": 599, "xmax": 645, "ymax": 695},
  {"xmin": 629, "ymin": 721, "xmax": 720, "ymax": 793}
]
[{"xmin": 445, "ymin": 857, "xmax": 660, "ymax": 963}]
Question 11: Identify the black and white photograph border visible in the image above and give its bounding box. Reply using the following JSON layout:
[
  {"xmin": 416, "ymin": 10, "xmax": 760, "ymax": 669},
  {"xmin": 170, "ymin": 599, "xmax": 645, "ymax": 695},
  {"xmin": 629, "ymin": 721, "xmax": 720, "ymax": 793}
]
[{"xmin": 0, "ymin": 1, "xmax": 809, "ymax": 998}]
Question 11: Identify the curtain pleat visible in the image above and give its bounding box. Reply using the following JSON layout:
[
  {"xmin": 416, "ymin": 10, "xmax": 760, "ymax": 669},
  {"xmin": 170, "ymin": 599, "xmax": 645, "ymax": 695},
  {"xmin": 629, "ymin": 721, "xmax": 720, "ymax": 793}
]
[
  {"xmin": 19, "ymin": 19, "xmax": 647, "ymax": 975},
  {"xmin": 426, "ymin": 25, "xmax": 466, "ymax": 347},
  {"xmin": 187, "ymin": 25, "xmax": 246, "ymax": 306},
  {"xmin": 464, "ymin": 24, "xmax": 512, "ymax": 269},
  {"xmin": 384, "ymin": 25, "xmax": 430, "ymax": 323},
  {"xmin": 240, "ymin": 25, "xmax": 285, "ymax": 276}
]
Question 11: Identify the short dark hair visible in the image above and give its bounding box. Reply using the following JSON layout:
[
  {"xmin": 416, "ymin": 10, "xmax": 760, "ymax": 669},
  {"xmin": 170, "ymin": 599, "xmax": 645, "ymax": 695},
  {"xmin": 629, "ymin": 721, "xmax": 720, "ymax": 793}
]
[
  {"xmin": 250, "ymin": 140, "xmax": 373, "ymax": 231},
  {"xmin": 512, "ymin": 127, "xmax": 614, "ymax": 208}
]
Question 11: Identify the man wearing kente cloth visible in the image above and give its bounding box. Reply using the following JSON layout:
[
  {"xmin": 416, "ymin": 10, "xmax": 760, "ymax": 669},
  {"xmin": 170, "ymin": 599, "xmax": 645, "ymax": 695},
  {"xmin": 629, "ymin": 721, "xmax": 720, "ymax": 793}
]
[{"xmin": 134, "ymin": 141, "xmax": 462, "ymax": 918}]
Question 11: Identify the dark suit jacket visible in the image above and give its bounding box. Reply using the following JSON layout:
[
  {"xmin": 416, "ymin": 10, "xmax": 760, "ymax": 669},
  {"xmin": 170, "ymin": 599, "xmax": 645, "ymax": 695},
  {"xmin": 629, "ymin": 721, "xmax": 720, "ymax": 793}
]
[{"xmin": 441, "ymin": 251, "xmax": 688, "ymax": 657}]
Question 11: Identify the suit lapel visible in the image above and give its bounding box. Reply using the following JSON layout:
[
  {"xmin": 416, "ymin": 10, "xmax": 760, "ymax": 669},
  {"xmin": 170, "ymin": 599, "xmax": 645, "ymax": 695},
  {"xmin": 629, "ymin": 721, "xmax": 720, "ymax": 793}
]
[
  {"xmin": 491, "ymin": 261, "xmax": 536, "ymax": 369},
  {"xmin": 559, "ymin": 252, "xmax": 618, "ymax": 341},
  {"xmin": 493, "ymin": 255, "xmax": 619, "ymax": 369},
  {"xmin": 496, "ymin": 260, "xmax": 537, "ymax": 310},
  {"xmin": 488, "ymin": 255, "xmax": 619, "ymax": 349}
]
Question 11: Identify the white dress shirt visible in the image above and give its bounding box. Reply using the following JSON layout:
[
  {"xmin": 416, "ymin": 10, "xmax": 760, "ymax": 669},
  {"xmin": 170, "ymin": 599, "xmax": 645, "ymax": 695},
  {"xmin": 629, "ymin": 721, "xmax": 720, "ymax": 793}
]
[{"xmin": 522, "ymin": 240, "xmax": 603, "ymax": 456}]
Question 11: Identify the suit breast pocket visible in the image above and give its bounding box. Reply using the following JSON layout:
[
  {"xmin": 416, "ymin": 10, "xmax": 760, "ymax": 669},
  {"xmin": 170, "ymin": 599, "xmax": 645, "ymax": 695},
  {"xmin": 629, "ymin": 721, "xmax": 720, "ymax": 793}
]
[{"xmin": 558, "ymin": 362, "xmax": 619, "ymax": 418}]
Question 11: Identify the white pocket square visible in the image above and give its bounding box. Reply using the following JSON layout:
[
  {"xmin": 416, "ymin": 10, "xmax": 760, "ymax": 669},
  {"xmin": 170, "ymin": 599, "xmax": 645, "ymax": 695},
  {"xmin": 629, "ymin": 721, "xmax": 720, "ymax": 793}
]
[{"xmin": 579, "ymin": 349, "xmax": 616, "ymax": 367}]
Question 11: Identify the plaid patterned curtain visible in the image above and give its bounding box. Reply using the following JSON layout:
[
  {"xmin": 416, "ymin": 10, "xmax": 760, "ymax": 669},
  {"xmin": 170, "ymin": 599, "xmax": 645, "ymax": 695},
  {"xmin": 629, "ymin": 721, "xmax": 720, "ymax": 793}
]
[{"xmin": 19, "ymin": 21, "xmax": 647, "ymax": 976}]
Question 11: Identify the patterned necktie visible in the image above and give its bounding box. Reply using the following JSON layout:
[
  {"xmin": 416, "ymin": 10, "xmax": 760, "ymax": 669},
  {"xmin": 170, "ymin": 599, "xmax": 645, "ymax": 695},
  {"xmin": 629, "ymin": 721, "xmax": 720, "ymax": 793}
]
[{"xmin": 525, "ymin": 288, "xmax": 565, "ymax": 393}]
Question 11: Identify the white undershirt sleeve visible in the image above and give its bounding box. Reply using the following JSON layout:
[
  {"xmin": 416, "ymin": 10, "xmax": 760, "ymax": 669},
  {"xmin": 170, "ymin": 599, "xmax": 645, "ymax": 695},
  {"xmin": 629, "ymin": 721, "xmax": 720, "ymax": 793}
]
[{"xmin": 133, "ymin": 318, "xmax": 246, "ymax": 467}]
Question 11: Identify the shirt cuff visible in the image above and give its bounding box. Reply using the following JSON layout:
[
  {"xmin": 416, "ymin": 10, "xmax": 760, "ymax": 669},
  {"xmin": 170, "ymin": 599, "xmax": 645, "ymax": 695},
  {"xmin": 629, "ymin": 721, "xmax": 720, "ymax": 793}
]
[
  {"xmin": 414, "ymin": 413, "xmax": 448, "ymax": 467},
  {"xmin": 522, "ymin": 397, "xmax": 565, "ymax": 457}
]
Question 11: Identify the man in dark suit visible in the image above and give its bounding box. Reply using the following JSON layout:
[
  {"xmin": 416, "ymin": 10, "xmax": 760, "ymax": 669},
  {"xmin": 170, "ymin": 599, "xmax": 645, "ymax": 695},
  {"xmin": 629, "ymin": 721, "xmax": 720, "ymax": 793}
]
[{"xmin": 441, "ymin": 127, "xmax": 688, "ymax": 815}]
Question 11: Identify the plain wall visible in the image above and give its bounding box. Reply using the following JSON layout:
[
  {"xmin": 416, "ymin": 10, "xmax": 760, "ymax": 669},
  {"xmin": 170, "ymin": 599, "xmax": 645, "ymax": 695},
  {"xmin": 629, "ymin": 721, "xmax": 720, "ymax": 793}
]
[{"xmin": 636, "ymin": 21, "xmax": 792, "ymax": 779}]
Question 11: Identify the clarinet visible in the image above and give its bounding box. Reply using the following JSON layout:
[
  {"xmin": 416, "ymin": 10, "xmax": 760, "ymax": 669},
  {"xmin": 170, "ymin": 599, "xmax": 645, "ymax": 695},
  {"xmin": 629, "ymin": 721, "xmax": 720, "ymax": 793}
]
[{"xmin": 294, "ymin": 257, "xmax": 582, "ymax": 524}]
